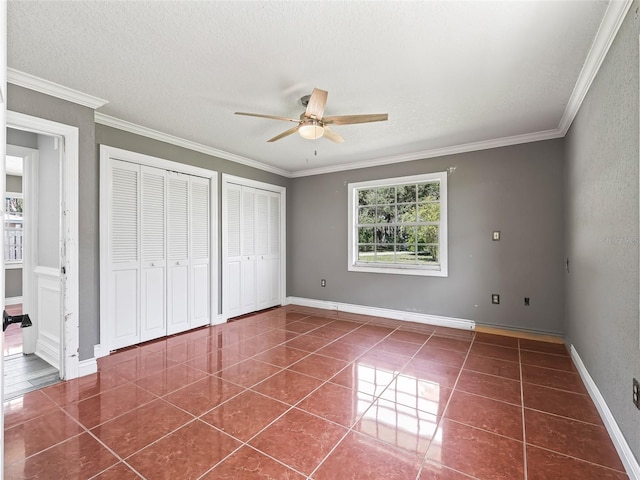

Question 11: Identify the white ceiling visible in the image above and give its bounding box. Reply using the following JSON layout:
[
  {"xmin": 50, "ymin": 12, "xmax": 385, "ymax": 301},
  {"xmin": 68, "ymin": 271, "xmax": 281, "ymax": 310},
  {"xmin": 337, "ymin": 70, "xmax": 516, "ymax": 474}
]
[{"xmin": 7, "ymin": 1, "xmax": 621, "ymax": 177}]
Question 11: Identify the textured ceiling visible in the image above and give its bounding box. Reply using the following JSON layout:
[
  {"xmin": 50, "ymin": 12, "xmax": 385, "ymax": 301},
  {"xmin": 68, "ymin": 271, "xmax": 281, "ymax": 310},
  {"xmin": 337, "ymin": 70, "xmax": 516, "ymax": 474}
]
[{"xmin": 8, "ymin": 1, "xmax": 612, "ymax": 176}]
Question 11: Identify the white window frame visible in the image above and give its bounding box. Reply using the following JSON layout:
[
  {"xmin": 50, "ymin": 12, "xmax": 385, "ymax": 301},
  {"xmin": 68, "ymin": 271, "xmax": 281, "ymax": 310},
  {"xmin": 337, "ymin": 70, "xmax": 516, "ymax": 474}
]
[{"xmin": 347, "ymin": 172, "xmax": 448, "ymax": 277}]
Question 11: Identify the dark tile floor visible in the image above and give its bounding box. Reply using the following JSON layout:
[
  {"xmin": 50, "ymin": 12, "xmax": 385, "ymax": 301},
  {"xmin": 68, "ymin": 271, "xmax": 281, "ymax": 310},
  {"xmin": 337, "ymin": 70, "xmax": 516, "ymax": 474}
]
[{"xmin": 3, "ymin": 306, "xmax": 628, "ymax": 479}]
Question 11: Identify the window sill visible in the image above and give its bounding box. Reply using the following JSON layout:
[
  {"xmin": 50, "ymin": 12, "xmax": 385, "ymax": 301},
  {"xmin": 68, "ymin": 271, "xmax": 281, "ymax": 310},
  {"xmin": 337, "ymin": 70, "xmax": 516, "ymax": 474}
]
[
  {"xmin": 5, "ymin": 263, "xmax": 23, "ymax": 270},
  {"xmin": 348, "ymin": 263, "xmax": 448, "ymax": 277}
]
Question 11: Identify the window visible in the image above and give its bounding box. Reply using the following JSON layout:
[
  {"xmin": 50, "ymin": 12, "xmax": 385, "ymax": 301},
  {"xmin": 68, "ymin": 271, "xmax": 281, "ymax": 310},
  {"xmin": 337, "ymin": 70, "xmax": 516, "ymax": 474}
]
[
  {"xmin": 5, "ymin": 193, "xmax": 24, "ymax": 265},
  {"xmin": 348, "ymin": 172, "xmax": 447, "ymax": 277}
]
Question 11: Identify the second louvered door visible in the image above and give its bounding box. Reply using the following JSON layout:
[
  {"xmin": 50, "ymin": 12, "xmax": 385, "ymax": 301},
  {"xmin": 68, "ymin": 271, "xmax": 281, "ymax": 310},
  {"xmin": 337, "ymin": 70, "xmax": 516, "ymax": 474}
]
[
  {"xmin": 190, "ymin": 176, "xmax": 210, "ymax": 328},
  {"xmin": 167, "ymin": 172, "xmax": 190, "ymax": 335},
  {"xmin": 140, "ymin": 166, "xmax": 167, "ymax": 342}
]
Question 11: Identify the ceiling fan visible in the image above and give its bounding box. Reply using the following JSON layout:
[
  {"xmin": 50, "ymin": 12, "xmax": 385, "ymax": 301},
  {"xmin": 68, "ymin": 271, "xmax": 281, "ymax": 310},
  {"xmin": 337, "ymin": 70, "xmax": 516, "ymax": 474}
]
[{"xmin": 235, "ymin": 88, "xmax": 388, "ymax": 143}]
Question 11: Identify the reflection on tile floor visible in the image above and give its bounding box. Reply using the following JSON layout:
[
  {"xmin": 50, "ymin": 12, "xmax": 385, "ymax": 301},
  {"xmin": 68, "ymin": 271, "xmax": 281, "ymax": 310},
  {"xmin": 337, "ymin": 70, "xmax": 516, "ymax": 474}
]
[{"xmin": 3, "ymin": 306, "xmax": 629, "ymax": 479}]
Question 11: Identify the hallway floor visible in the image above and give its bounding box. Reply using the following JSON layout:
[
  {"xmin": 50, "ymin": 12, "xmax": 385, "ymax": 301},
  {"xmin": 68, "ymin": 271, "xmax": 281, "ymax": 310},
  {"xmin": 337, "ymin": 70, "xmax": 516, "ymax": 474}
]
[{"xmin": 3, "ymin": 306, "xmax": 628, "ymax": 479}]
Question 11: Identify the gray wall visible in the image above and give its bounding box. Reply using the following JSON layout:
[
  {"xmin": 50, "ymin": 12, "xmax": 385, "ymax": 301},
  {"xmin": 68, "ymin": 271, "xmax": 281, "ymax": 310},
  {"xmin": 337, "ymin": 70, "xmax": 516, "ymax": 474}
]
[
  {"xmin": 8, "ymin": 84, "xmax": 97, "ymax": 360},
  {"xmin": 6, "ymin": 175, "xmax": 22, "ymax": 193},
  {"xmin": 288, "ymin": 139, "xmax": 565, "ymax": 334},
  {"xmin": 5, "ymin": 269, "xmax": 22, "ymax": 299},
  {"xmin": 7, "ymin": 127, "xmax": 37, "ymax": 149},
  {"xmin": 37, "ymin": 134, "xmax": 60, "ymax": 269},
  {"xmin": 564, "ymin": 3, "xmax": 640, "ymax": 462}
]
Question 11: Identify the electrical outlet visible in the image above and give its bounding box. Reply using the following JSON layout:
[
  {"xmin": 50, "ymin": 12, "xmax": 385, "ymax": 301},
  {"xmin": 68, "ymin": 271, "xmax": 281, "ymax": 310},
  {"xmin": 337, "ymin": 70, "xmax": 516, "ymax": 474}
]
[
  {"xmin": 633, "ymin": 378, "xmax": 640, "ymax": 410},
  {"xmin": 524, "ymin": 297, "xmax": 530, "ymax": 306},
  {"xmin": 492, "ymin": 231, "xmax": 501, "ymax": 241},
  {"xmin": 491, "ymin": 294, "xmax": 500, "ymax": 304},
  {"xmin": 321, "ymin": 279, "xmax": 326, "ymax": 287}
]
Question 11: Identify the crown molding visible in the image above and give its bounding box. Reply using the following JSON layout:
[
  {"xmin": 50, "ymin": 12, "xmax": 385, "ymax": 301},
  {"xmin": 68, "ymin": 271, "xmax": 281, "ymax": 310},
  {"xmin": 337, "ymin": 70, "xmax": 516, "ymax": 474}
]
[
  {"xmin": 7, "ymin": 68, "xmax": 108, "ymax": 109},
  {"xmin": 557, "ymin": 0, "xmax": 633, "ymax": 135},
  {"xmin": 290, "ymin": 128, "xmax": 563, "ymax": 178},
  {"xmin": 94, "ymin": 112, "xmax": 292, "ymax": 177}
]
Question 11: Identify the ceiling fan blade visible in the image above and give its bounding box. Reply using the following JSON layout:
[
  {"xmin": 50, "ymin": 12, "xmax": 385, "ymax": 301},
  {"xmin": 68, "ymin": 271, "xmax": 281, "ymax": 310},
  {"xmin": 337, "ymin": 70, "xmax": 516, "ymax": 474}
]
[
  {"xmin": 305, "ymin": 88, "xmax": 328, "ymax": 119},
  {"xmin": 235, "ymin": 112, "xmax": 300, "ymax": 123},
  {"xmin": 267, "ymin": 125, "xmax": 300, "ymax": 142},
  {"xmin": 322, "ymin": 113, "xmax": 388, "ymax": 125},
  {"xmin": 322, "ymin": 126, "xmax": 344, "ymax": 143}
]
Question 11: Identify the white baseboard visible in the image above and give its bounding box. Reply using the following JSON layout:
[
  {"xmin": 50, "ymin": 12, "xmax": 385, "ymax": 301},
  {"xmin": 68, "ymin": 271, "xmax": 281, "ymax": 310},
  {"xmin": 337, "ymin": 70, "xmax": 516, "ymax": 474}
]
[
  {"xmin": 93, "ymin": 343, "xmax": 107, "ymax": 359},
  {"xmin": 35, "ymin": 334, "xmax": 60, "ymax": 371},
  {"xmin": 4, "ymin": 296, "xmax": 23, "ymax": 306},
  {"xmin": 286, "ymin": 296, "xmax": 475, "ymax": 331},
  {"xmin": 570, "ymin": 345, "xmax": 640, "ymax": 479},
  {"xmin": 77, "ymin": 357, "xmax": 97, "ymax": 377},
  {"xmin": 213, "ymin": 314, "xmax": 225, "ymax": 325}
]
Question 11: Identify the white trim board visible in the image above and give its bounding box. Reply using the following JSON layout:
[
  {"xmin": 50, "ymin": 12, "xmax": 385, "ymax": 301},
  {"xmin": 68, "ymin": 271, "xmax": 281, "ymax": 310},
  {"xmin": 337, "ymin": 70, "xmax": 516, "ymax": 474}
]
[
  {"xmin": 77, "ymin": 357, "xmax": 97, "ymax": 377},
  {"xmin": 4, "ymin": 296, "xmax": 22, "ymax": 306},
  {"xmin": 285, "ymin": 296, "xmax": 475, "ymax": 331},
  {"xmin": 570, "ymin": 345, "xmax": 640, "ymax": 479},
  {"xmin": 96, "ymin": 113, "xmax": 290, "ymax": 177},
  {"xmin": 8, "ymin": 68, "xmax": 108, "ymax": 109}
]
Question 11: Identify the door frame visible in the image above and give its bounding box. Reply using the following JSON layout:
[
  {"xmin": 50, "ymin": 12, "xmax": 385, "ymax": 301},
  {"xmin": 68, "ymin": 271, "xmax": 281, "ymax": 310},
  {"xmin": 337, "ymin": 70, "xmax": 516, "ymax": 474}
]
[
  {"xmin": 99, "ymin": 145, "xmax": 218, "ymax": 355},
  {"xmin": 6, "ymin": 111, "xmax": 80, "ymax": 380}
]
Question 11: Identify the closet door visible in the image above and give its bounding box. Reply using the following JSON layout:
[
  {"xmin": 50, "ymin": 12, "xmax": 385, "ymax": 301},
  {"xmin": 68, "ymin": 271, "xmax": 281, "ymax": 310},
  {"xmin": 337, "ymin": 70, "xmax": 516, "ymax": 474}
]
[
  {"xmin": 225, "ymin": 183, "xmax": 242, "ymax": 318},
  {"xmin": 167, "ymin": 172, "xmax": 190, "ymax": 334},
  {"xmin": 240, "ymin": 187, "xmax": 256, "ymax": 314},
  {"xmin": 268, "ymin": 192, "xmax": 281, "ymax": 307},
  {"xmin": 140, "ymin": 166, "xmax": 166, "ymax": 342},
  {"xmin": 255, "ymin": 190, "xmax": 270, "ymax": 310},
  {"xmin": 108, "ymin": 160, "xmax": 140, "ymax": 350},
  {"xmin": 190, "ymin": 176, "xmax": 210, "ymax": 328}
]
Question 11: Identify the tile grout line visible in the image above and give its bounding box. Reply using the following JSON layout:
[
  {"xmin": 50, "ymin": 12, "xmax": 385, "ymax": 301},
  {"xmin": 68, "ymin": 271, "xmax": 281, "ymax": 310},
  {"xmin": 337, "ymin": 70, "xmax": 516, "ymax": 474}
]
[
  {"xmin": 412, "ymin": 329, "xmax": 476, "ymax": 480},
  {"xmin": 519, "ymin": 338, "xmax": 528, "ymax": 480},
  {"xmin": 192, "ymin": 318, "xmax": 397, "ymax": 479},
  {"xmin": 307, "ymin": 323, "xmax": 435, "ymax": 480},
  {"xmin": 10, "ymin": 307, "xmax": 604, "ymax": 479}
]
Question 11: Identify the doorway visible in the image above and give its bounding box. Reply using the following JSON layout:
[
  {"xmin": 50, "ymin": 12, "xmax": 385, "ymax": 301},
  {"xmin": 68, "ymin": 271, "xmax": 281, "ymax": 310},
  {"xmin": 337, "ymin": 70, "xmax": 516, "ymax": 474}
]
[
  {"xmin": 3, "ymin": 111, "xmax": 81, "ymax": 398},
  {"xmin": 4, "ymin": 132, "xmax": 64, "ymax": 398}
]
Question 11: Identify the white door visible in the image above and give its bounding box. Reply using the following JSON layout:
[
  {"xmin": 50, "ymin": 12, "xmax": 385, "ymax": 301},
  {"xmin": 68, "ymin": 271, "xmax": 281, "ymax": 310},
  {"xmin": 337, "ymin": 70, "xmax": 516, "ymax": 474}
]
[
  {"xmin": 140, "ymin": 166, "xmax": 166, "ymax": 342},
  {"xmin": 255, "ymin": 189, "xmax": 270, "ymax": 310},
  {"xmin": 190, "ymin": 176, "xmax": 210, "ymax": 328},
  {"xmin": 225, "ymin": 183, "xmax": 242, "ymax": 318},
  {"xmin": 268, "ymin": 192, "xmax": 281, "ymax": 306},
  {"xmin": 167, "ymin": 172, "xmax": 190, "ymax": 335},
  {"xmin": 240, "ymin": 186, "xmax": 256, "ymax": 314},
  {"xmin": 108, "ymin": 160, "xmax": 140, "ymax": 350}
]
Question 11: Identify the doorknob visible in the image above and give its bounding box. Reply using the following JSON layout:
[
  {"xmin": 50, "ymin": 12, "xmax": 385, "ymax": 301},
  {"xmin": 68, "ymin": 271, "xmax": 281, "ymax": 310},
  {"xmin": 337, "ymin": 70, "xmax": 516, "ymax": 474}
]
[{"xmin": 3, "ymin": 311, "xmax": 32, "ymax": 332}]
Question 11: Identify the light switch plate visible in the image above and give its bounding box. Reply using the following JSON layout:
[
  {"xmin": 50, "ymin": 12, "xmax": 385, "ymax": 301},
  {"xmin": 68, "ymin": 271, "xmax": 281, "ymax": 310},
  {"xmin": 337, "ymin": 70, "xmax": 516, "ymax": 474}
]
[{"xmin": 493, "ymin": 231, "xmax": 501, "ymax": 241}]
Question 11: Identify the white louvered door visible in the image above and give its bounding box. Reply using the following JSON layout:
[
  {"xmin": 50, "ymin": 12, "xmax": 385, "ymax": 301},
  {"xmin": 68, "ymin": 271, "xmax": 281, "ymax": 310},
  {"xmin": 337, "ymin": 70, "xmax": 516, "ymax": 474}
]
[
  {"xmin": 104, "ymin": 150, "xmax": 215, "ymax": 353},
  {"xmin": 109, "ymin": 160, "xmax": 141, "ymax": 350},
  {"xmin": 255, "ymin": 190, "xmax": 270, "ymax": 310},
  {"xmin": 167, "ymin": 172, "xmax": 190, "ymax": 335},
  {"xmin": 240, "ymin": 187, "xmax": 256, "ymax": 314},
  {"xmin": 225, "ymin": 183, "xmax": 242, "ymax": 318},
  {"xmin": 140, "ymin": 166, "xmax": 167, "ymax": 342},
  {"xmin": 224, "ymin": 180, "xmax": 282, "ymax": 319},
  {"xmin": 190, "ymin": 176, "xmax": 210, "ymax": 328},
  {"xmin": 268, "ymin": 192, "xmax": 281, "ymax": 306}
]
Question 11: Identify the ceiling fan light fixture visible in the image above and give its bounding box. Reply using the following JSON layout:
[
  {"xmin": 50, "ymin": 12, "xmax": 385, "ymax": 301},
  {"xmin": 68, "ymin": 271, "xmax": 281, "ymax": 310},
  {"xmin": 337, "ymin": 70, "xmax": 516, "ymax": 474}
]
[{"xmin": 298, "ymin": 120, "xmax": 324, "ymax": 140}]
